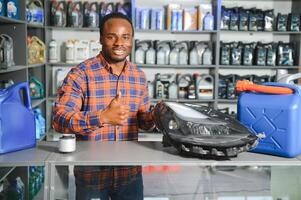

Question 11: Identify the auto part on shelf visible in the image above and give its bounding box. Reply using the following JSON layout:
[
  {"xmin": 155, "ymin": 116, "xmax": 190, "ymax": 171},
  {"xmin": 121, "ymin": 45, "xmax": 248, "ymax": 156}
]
[
  {"xmin": 50, "ymin": 1, "xmax": 67, "ymax": 27},
  {"xmin": 153, "ymin": 102, "xmax": 259, "ymax": 159},
  {"xmin": 0, "ymin": 34, "xmax": 15, "ymax": 69}
]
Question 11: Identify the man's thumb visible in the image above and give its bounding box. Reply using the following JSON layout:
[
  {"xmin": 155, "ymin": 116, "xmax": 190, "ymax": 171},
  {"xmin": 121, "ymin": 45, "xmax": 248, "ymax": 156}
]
[{"xmin": 114, "ymin": 91, "xmax": 121, "ymax": 101}]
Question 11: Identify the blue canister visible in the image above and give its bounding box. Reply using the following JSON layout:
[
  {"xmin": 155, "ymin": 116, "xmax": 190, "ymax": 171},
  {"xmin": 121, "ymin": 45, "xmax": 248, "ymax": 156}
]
[
  {"xmin": 5, "ymin": 0, "xmax": 19, "ymax": 19},
  {"xmin": 0, "ymin": 82, "xmax": 36, "ymax": 154},
  {"xmin": 238, "ymin": 82, "xmax": 301, "ymax": 158}
]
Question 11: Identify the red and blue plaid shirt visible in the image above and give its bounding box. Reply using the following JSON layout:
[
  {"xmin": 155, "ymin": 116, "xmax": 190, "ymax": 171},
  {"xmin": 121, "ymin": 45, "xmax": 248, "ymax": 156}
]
[{"xmin": 52, "ymin": 53, "xmax": 154, "ymax": 189}]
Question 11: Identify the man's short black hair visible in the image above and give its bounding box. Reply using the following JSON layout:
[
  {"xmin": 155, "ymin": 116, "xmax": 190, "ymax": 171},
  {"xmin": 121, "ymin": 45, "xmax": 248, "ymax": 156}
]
[{"xmin": 99, "ymin": 12, "xmax": 134, "ymax": 36}]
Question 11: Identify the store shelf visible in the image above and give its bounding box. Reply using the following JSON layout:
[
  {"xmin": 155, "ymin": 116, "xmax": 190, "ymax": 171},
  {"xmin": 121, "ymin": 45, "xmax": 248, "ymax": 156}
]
[
  {"xmin": 0, "ymin": 16, "xmax": 25, "ymax": 24},
  {"xmin": 28, "ymin": 63, "xmax": 46, "ymax": 69},
  {"xmin": 27, "ymin": 23, "xmax": 45, "ymax": 29},
  {"xmin": 45, "ymin": 26, "xmax": 99, "ymax": 32},
  {"xmin": 220, "ymin": 30, "xmax": 301, "ymax": 35},
  {"xmin": 47, "ymin": 62, "xmax": 78, "ymax": 67},
  {"xmin": 136, "ymin": 29, "xmax": 217, "ymax": 34},
  {"xmin": 138, "ymin": 64, "xmax": 216, "ymax": 69},
  {"xmin": 0, "ymin": 167, "xmax": 16, "ymax": 182},
  {"xmin": 32, "ymin": 98, "xmax": 46, "ymax": 108},
  {"xmin": 0, "ymin": 65, "xmax": 27, "ymax": 74},
  {"xmin": 219, "ymin": 65, "xmax": 299, "ymax": 69},
  {"xmin": 48, "ymin": 96, "xmax": 57, "ymax": 101},
  {"xmin": 151, "ymin": 99, "xmax": 215, "ymax": 103},
  {"xmin": 217, "ymin": 99, "xmax": 238, "ymax": 103}
]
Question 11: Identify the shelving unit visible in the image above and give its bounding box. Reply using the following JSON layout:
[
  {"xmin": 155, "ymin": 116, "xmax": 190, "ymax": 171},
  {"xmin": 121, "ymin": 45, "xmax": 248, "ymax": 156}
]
[{"xmin": 1, "ymin": 0, "xmax": 301, "ymax": 198}]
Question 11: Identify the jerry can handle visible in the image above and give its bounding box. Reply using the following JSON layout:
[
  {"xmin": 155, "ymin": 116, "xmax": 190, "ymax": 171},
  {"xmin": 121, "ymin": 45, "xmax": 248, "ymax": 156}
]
[
  {"xmin": 262, "ymin": 82, "xmax": 301, "ymax": 95},
  {"xmin": 10, "ymin": 82, "xmax": 32, "ymax": 110}
]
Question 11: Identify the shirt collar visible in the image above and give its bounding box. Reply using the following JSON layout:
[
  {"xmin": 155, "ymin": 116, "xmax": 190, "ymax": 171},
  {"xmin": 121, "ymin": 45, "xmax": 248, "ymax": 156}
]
[{"xmin": 96, "ymin": 52, "xmax": 131, "ymax": 75}]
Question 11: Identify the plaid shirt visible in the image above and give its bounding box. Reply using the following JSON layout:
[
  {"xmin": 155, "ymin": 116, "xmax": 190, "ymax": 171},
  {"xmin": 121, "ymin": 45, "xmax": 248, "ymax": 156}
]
[{"xmin": 52, "ymin": 53, "xmax": 154, "ymax": 189}]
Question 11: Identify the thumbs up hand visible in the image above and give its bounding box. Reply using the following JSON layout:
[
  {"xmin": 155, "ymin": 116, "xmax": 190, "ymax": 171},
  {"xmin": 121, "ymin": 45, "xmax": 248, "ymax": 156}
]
[{"xmin": 101, "ymin": 92, "xmax": 130, "ymax": 125}]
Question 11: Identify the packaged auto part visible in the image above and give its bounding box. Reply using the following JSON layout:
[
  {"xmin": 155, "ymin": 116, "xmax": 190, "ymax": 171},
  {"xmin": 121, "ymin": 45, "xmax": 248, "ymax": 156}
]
[
  {"xmin": 168, "ymin": 81, "xmax": 178, "ymax": 99},
  {"xmin": 197, "ymin": 3, "xmax": 212, "ymax": 30},
  {"xmin": 179, "ymin": 42, "xmax": 188, "ymax": 65},
  {"xmin": 135, "ymin": 40, "xmax": 150, "ymax": 64},
  {"xmin": 147, "ymin": 81, "xmax": 155, "ymax": 99},
  {"xmin": 74, "ymin": 40, "xmax": 89, "ymax": 62},
  {"xmin": 0, "ymin": 79, "xmax": 14, "ymax": 89},
  {"xmin": 230, "ymin": 7, "xmax": 239, "ymax": 31},
  {"xmin": 89, "ymin": 40, "xmax": 102, "ymax": 57},
  {"xmin": 189, "ymin": 41, "xmax": 199, "ymax": 65},
  {"xmin": 177, "ymin": 74, "xmax": 192, "ymax": 99},
  {"xmin": 156, "ymin": 41, "xmax": 171, "ymax": 65},
  {"xmin": 203, "ymin": 47, "xmax": 212, "ymax": 65},
  {"xmin": 145, "ymin": 41, "xmax": 156, "ymax": 64},
  {"xmin": 255, "ymin": 42, "xmax": 266, "ymax": 66},
  {"xmin": 242, "ymin": 42, "xmax": 256, "ymax": 65},
  {"xmin": 220, "ymin": 6, "xmax": 230, "ymax": 30},
  {"xmin": 52, "ymin": 67, "xmax": 71, "ymax": 94},
  {"xmin": 256, "ymin": 9, "xmax": 264, "ymax": 31},
  {"xmin": 29, "ymin": 76, "xmax": 44, "ymax": 99},
  {"xmin": 188, "ymin": 75, "xmax": 196, "ymax": 99},
  {"xmin": 0, "ymin": 34, "xmax": 15, "ymax": 69},
  {"xmin": 225, "ymin": 74, "xmax": 236, "ymax": 99},
  {"xmin": 99, "ymin": 2, "xmax": 114, "ymax": 23},
  {"xmin": 265, "ymin": 43, "xmax": 277, "ymax": 66},
  {"xmin": 150, "ymin": 8, "xmax": 164, "ymax": 30},
  {"xmin": 116, "ymin": 2, "xmax": 131, "ymax": 19},
  {"xmin": 153, "ymin": 102, "xmax": 258, "ymax": 158},
  {"xmin": 239, "ymin": 8, "xmax": 249, "ymax": 31},
  {"xmin": 140, "ymin": 8, "xmax": 150, "ymax": 30},
  {"xmin": 50, "ymin": 1, "xmax": 66, "ymax": 27},
  {"xmin": 218, "ymin": 74, "xmax": 227, "ymax": 99},
  {"xmin": 169, "ymin": 42, "xmax": 180, "ymax": 65},
  {"xmin": 33, "ymin": 108, "xmax": 45, "ymax": 140},
  {"xmin": 83, "ymin": 2, "xmax": 99, "ymax": 28},
  {"xmin": 27, "ymin": 36, "xmax": 45, "ymax": 64},
  {"xmin": 6, "ymin": 0, "xmax": 19, "ymax": 19},
  {"xmin": 277, "ymin": 42, "xmax": 294, "ymax": 66},
  {"xmin": 220, "ymin": 42, "xmax": 231, "ymax": 65},
  {"xmin": 48, "ymin": 39, "xmax": 58, "ymax": 63},
  {"xmin": 264, "ymin": 10, "xmax": 274, "ymax": 31},
  {"xmin": 196, "ymin": 42, "xmax": 208, "ymax": 64},
  {"xmin": 277, "ymin": 13, "xmax": 288, "ymax": 31},
  {"xmin": 67, "ymin": 1, "xmax": 83, "ymax": 27},
  {"xmin": 252, "ymin": 75, "xmax": 272, "ymax": 84},
  {"xmin": 65, "ymin": 40, "xmax": 75, "ymax": 63},
  {"xmin": 155, "ymin": 73, "xmax": 175, "ymax": 99},
  {"xmin": 203, "ymin": 12, "xmax": 214, "ymax": 31},
  {"xmin": 248, "ymin": 8, "xmax": 257, "ymax": 31},
  {"xmin": 196, "ymin": 74, "xmax": 213, "ymax": 99},
  {"xmin": 183, "ymin": 8, "xmax": 198, "ymax": 31},
  {"xmin": 230, "ymin": 42, "xmax": 243, "ymax": 65},
  {"xmin": 288, "ymin": 13, "xmax": 300, "ymax": 32},
  {"xmin": 27, "ymin": 0, "xmax": 44, "ymax": 24}
]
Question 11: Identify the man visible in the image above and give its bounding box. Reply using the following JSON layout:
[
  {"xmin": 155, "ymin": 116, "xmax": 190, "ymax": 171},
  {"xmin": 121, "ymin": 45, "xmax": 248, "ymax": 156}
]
[{"xmin": 52, "ymin": 13, "xmax": 155, "ymax": 200}]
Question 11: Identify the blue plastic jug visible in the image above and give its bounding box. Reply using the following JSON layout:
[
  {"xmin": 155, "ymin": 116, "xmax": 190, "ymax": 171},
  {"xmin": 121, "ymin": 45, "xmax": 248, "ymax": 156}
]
[
  {"xmin": 0, "ymin": 82, "xmax": 36, "ymax": 154},
  {"xmin": 238, "ymin": 82, "xmax": 301, "ymax": 158}
]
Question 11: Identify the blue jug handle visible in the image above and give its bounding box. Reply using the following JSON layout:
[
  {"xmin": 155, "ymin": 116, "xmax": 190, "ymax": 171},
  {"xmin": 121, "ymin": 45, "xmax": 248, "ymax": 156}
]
[
  {"xmin": 10, "ymin": 82, "xmax": 32, "ymax": 110},
  {"xmin": 262, "ymin": 82, "xmax": 301, "ymax": 95}
]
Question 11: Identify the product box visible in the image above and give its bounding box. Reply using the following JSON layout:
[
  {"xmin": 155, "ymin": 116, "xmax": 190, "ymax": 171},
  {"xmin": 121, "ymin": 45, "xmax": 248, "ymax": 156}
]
[
  {"xmin": 183, "ymin": 7, "xmax": 198, "ymax": 31},
  {"xmin": 238, "ymin": 82, "xmax": 301, "ymax": 158},
  {"xmin": 197, "ymin": 3, "xmax": 212, "ymax": 30},
  {"xmin": 165, "ymin": 4, "xmax": 181, "ymax": 30}
]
